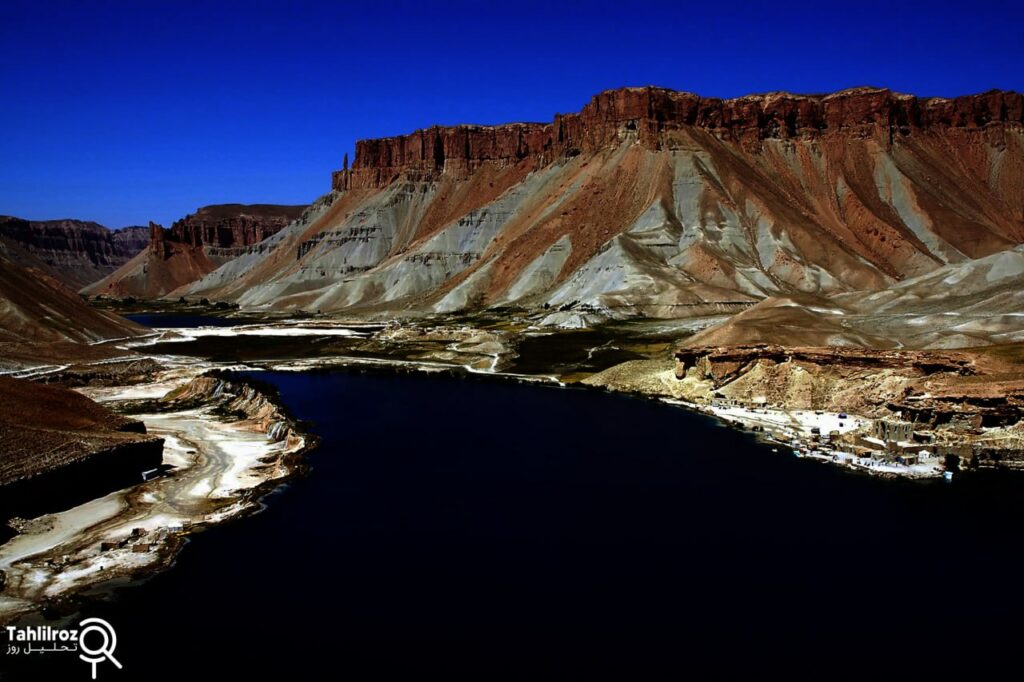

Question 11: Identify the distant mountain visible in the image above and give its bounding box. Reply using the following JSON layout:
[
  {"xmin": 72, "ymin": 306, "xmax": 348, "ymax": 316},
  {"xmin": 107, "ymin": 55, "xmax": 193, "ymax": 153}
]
[
  {"xmin": 0, "ymin": 216, "xmax": 150, "ymax": 290},
  {"xmin": 83, "ymin": 204, "xmax": 306, "ymax": 298},
  {"xmin": 173, "ymin": 86, "xmax": 1023, "ymax": 343}
]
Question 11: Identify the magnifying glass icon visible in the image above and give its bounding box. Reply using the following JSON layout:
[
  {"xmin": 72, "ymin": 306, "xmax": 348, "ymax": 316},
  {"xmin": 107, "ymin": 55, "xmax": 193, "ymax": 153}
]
[{"xmin": 78, "ymin": 617, "xmax": 122, "ymax": 679}]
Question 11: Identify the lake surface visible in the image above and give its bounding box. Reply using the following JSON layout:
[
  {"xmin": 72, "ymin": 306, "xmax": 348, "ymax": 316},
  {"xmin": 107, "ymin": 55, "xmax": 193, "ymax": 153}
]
[{"xmin": 8, "ymin": 370, "xmax": 1024, "ymax": 677}]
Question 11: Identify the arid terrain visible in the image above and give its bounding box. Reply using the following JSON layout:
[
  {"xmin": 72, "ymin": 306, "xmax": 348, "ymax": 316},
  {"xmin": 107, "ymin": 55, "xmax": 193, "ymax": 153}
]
[
  {"xmin": 84, "ymin": 204, "xmax": 307, "ymax": 299},
  {"xmin": 148, "ymin": 87, "xmax": 1024, "ymax": 338},
  {"xmin": 2, "ymin": 84, "xmax": 1024, "ymax": 622}
]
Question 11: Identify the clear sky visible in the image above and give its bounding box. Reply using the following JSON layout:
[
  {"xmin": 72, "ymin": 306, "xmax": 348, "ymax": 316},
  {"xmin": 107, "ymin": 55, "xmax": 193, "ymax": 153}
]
[{"xmin": 2, "ymin": 0, "xmax": 1022, "ymax": 227}]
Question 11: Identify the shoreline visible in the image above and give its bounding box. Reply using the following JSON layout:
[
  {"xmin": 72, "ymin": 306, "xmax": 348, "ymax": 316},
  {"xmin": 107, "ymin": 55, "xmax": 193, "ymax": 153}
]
[
  {"xmin": 0, "ymin": 365, "xmax": 313, "ymax": 625},
  {"xmin": 691, "ymin": 402, "xmax": 946, "ymax": 479},
  {"xmin": 2, "ymin": 318, "xmax": 1006, "ymax": 621}
]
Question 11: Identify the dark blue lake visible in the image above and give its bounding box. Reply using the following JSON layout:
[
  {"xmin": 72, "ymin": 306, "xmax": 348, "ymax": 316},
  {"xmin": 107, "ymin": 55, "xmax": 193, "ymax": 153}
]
[{"xmin": 9, "ymin": 370, "xmax": 1024, "ymax": 677}]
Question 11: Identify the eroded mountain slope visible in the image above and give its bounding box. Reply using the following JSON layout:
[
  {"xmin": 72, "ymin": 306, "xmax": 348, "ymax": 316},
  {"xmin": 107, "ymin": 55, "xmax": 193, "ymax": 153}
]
[
  {"xmin": 690, "ymin": 246, "xmax": 1024, "ymax": 349},
  {"xmin": 0, "ymin": 246, "xmax": 144, "ymax": 345},
  {"xmin": 183, "ymin": 87, "xmax": 1023, "ymax": 329}
]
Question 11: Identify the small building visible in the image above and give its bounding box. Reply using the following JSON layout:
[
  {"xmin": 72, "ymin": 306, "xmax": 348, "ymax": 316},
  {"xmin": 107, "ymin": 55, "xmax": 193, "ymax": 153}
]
[{"xmin": 873, "ymin": 418, "xmax": 914, "ymax": 442}]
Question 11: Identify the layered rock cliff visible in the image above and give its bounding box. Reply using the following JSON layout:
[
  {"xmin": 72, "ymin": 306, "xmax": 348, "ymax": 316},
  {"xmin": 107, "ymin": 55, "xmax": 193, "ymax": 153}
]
[
  {"xmin": 168, "ymin": 204, "xmax": 306, "ymax": 249},
  {"xmin": 181, "ymin": 86, "xmax": 1024, "ymax": 348},
  {"xmin": 0, "ymin": 216, "xmax": 150, "ymax": 289},
  {"xmin": 162, "ymin": 371, "xmax": 304, "ymax": 445},
  {"xmin": 333, "ymin": 87, "xmax": 1024, "ymax": 190},
  {"xmin": 84, "ymin": 204, "xmax": 308, "ymax": 299}
]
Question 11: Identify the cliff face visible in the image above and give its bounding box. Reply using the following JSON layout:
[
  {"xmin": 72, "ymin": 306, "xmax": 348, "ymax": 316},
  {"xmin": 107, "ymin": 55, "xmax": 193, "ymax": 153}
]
[
  {"xmin": 0, "ymin": 216, "xmax": 150, "ymax": 289},
  {"xmin": 334, "ymin": 87, "xmax": 1024, "ymax": 190},
  {"xmin": 111, "ymin": 224, "xmax": 150, "ymax": 254},
  {"xmin": 162, "ymin": 371, "xmax": 303, "ymax": 444},
  {"xmin": 168, "ymin": 204, "xmax": 306, "ymax": 249},
  {"xmin": 84, "ymin": 204, "xmax": 307, "ymax": 299}
]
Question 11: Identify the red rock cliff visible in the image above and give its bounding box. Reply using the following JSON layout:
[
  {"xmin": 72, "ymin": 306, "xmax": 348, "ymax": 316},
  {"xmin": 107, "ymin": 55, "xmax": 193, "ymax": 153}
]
[
  {"xmin": 333, "ymin": 86, "xmax": 1024, "ymax": 190},
  {"xmin": 167, "ymin": 204, "xmax": 306, "ymax": 249}
]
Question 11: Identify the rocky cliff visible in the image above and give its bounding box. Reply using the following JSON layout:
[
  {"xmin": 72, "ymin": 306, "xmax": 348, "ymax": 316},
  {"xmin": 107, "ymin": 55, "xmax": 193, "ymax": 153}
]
[
  {"xmin": 334, "ymin": 87, "xmax": 1024, "ymax": 189},
  {"xmin": 168, "ymin": 204, "xmax": 306, "ymax": 248},
  {"xmin": 181, "ymin": 86, "xmax": 1024, "ymax": 349},
  {"xmin": 0, "ymin": 216, "xmax": 150, "ymax": 290},
  {"xmin": 84, "ymin": 204, "xmax": 307, "ymax": 299}
]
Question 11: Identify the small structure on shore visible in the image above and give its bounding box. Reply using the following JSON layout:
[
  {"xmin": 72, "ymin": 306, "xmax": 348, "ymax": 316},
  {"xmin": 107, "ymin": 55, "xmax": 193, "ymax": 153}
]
[{"xmin": 873, "ymin": 418, "xmax": 914, "ymax": 442}]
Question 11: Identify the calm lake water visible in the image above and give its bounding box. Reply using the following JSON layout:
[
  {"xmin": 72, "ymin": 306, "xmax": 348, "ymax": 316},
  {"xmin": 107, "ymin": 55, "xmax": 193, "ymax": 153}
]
[{"xmin": 8, "ymin": 370, "xmax": 1024, "ymax": 677}]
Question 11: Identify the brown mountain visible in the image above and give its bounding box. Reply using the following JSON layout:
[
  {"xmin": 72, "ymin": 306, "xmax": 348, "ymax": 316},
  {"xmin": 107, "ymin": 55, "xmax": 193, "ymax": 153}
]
[
  {"xmin": 83, "ymin": 204, "xmax": 306, "ymax": 298},
  {"xmin": 0, "ymin": 216, "xmax": 150, "ymax": 290},
  {"xmin": 0, "ymin": 244, "xmax": 144, "ymax": 355},
  {"xmin": 177, "ymin": 86, "xmax": 1023, "ymax": 341}
]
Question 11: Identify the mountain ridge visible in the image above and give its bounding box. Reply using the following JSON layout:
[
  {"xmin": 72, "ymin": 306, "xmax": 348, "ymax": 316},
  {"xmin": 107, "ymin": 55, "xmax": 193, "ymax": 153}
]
[
  {"xmin": 136, "ymin": 85, "xmax": 1024, "ymax": 348},
  {"xmin": 0, "ymin": 216, "xmax": 149, "ymax": 289},
  {"xmin": 335, "ymin": 86, "xmax": 1023, "ymax": 190}
]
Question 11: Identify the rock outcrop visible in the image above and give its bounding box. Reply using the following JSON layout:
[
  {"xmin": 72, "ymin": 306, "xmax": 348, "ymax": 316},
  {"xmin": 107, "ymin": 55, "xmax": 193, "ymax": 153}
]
[
  {"xmin": 167, "ymin": 204, "xmax": 305, "ymax": 248},
  {"xmin": 675, "ymin": 345, "xmax": 975, "ymax": 384},
  {"xmin": 0, "ymin": 216, "xmax": 150, "ymax": 290},
  {"xmin": 162, "ymin": 370, "xmax": 304, "ymax": 445},
  {"xmin": 668, "ymin": 344, "xmax": 1024, "ymax": 431},
  {"xmin": 84, "ymin": 204, "xmax": 307, "ymax": 299},
  {"xmin": 334, "ymin": 87, "xmax": 1024, "ymax": 190}
]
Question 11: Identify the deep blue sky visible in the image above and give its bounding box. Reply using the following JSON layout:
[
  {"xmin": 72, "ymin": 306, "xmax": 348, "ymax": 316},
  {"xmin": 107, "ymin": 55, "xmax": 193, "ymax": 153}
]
[{"xmin": 2, "ymin": 0, "xmax": 1022, "ymax": 227}]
